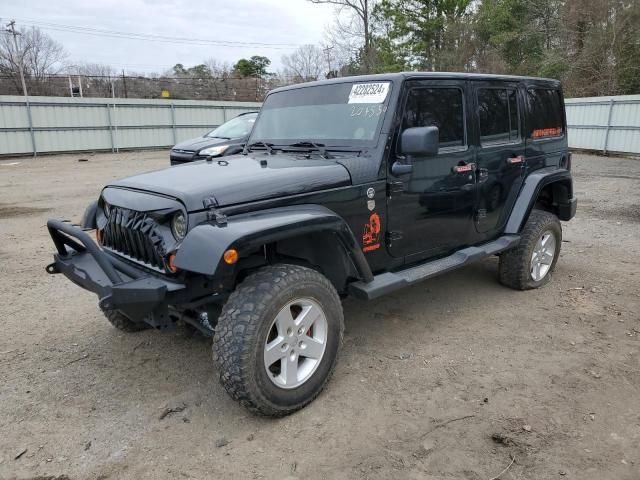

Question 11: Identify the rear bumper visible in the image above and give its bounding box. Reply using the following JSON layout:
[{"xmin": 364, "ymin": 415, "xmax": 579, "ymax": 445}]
[
  {"xmin": 46, "ymin": 219, "xmax": 185, "ymax": 326},
  {"xmin": 558, "ymin": 197, "xmax": 577, "ymax": 221}
]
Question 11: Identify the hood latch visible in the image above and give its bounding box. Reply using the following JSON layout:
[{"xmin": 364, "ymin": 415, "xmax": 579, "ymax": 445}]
[{"xmin": 203, "ymin": 196, "xmax": 227, "ymax": 227}]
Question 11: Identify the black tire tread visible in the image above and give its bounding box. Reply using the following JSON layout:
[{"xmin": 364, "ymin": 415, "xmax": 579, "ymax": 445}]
[
  {"xmin": 499, "ymin": 209, "xmax": 562, "ymax": 290},
  {"xmin": 213, "ymin": 264, "xmax": 343, "ymax": 416}
]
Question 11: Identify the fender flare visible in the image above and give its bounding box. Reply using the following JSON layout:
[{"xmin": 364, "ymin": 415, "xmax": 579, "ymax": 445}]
[
  {"xmin": 174, "ymin": 204, "xmax": 374, "ymax": 282},
  {"xmin": 81, "ymin": 200, "xmax": 98, "ymax": 229},
  {"xmin": 505, "ymin": 167, "xmax": 574, "ymax": 234}
]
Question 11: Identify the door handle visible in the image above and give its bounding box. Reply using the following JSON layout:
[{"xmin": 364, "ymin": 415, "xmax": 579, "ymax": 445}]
[
  {"xmin": 507, "ymin": 155, "xmax": 524, "ymax": 165},
  {"xmin": 452, "ymin": 163, "xmax": 475, "ymax": 174}
]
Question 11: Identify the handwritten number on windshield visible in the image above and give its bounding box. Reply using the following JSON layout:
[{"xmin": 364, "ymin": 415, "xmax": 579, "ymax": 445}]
[{"xmin": 350, "ymin": 105, "xmax": 384, "ymax": 118}]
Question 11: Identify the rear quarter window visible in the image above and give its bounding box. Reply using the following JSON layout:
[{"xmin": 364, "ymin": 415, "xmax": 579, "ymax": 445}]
[{"xmin": 527, "ymin": 88, "xmax": 564, "ymax": 139}]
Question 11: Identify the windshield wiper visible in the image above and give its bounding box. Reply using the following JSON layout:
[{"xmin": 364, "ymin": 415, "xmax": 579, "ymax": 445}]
[
  {"xmin": 285, "ymin": 141, "xmax": 334, "ymax": 159},
  {"xmin": 243, "ymin": 141, "xmax": 274, "ymax": 155},
  {"xmin": 208, "ymin": 135, "xmax": 231, "ymax": 140}
]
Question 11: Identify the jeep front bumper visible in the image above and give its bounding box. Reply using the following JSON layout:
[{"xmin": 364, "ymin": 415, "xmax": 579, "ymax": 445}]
[{"xmin": 46, "ymin": 219, "xmax": 185, "ymax": 327}]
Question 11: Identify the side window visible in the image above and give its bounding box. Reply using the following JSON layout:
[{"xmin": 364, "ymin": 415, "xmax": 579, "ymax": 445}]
[
  {"xmin": 403, "ymin": 88, "xmax": 465, "ymax": 149},
  {"xmin": 477, "ymin": 88, "xmax": 520, "ymax": 145},
  {"xmin": 527, "ymin": 88, "xmax": 564, "ymax": 139}
]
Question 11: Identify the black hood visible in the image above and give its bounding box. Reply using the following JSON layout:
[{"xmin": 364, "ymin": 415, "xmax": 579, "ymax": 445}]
[
  {"xmin": 107, "ymin": 153, "xmax": 352, "ymax": 212},
  {"xmin": 172, "ymin": 135, "xmax": 240, "ymax": 153}
]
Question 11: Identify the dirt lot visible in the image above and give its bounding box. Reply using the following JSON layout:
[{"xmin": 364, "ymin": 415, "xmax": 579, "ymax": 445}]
[{"xmin": 0, "ymin": 151, "xmax": 638, "ymax": 480}]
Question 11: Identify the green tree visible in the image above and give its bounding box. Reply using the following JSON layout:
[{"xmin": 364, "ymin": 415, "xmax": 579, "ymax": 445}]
[
  {"xmin": 172, "ymin": 63, "xmax": 188, "ymax": 75},
  {"xmin": 233, "ymin": 55, "xmax": 271, "ymax": 77},
  {"xmin": 475, "ymin": 0, "xmax": 545, "ymax": 75},
  {"xmin": 187, "ymin": 64, "xmax": 212, "ymax": 77},
  {"xmin": 376, "ymin": 0, "xmax": 473, "ymax": 71}
]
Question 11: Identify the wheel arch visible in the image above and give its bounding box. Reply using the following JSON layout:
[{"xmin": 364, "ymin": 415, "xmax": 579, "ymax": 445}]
[
  {"xmin": 174, "ymin": 205, "xmax": 374, "ymax": 292},
  {"xmin": 505, "ymin": 167, "xmax": 575, "ymax": 234}
]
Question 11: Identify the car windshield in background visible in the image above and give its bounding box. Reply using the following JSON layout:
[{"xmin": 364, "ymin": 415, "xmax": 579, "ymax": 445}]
[
  {"xmin": 249, "ymin": 81, "xmax": 391, "ymax": 148},
  {"xmin": 206, "ymin": 113, "xmax": 257, "ymax": 139}
]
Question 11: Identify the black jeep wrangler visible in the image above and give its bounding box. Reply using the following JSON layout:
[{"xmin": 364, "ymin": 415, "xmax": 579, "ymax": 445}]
[{"xmin": 46, "ymin": 73, "xmax": 577, "ymax": 416}]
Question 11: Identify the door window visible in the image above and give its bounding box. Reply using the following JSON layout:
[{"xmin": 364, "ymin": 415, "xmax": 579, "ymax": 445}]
[
  {"xmin": 527, "ymin": 88, "xmax": 564, "ymax": 139},
  {"xmin": 477, "ymin": 88, "xmax": 520, "ymax": 145},
  {"xmin": 403, "ymin": 88, "xmax": 465, "ymax": 149}
]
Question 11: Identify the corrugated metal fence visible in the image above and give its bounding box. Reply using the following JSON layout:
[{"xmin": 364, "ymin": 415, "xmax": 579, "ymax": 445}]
[
  {"xmin": 0, "ymin": 95, "xmax": 261, "ymax": 156},
  {"xmin": 2, "ymin": 94, "xmax": 638, "ymax": 157},
  {"xmin": 565, "ymin": 95, "xmax": 640, "ymax": 155}
]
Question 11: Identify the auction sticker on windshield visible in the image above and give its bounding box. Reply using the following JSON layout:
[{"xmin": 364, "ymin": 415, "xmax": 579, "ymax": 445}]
[{"xmin": 348, "ymin": 82, "xmax": 390, "ymax": 104}]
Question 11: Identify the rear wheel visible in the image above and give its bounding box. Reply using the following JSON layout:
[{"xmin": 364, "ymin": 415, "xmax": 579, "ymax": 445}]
[
  {"xmin": 499, "ymin": 209, "xmax": 562, "ymax": 290},
  {"xmin": 102, "ymin": 308, "xmax": 150, "ymax": 332},
  {"xmin": 213, "ymin": 264, "xmax": 343, "ymax": 416}
]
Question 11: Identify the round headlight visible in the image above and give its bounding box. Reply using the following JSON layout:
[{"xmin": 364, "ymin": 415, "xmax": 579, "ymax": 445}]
[{"xmin": 171, "ymin": 212, "xmax": 187, "ymax": 240}]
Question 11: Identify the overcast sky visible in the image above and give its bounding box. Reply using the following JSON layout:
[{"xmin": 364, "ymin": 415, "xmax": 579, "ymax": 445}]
[{"xmin": 2, "ymin": 0, "xmax": 336, "ymax": 74}]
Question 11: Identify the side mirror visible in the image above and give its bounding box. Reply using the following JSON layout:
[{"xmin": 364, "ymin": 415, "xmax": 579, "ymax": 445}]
[{"xmin": 400, "ymin": 126, "xmax": 439, "ymax": 157}]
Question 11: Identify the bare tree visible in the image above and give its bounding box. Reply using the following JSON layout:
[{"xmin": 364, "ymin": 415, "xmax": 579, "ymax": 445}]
[
  {"xmin": 282, "ymin": 44, "xmax": 325, "ymax": 81},
  {"xmin": 309, "ymin": 0, "xmax": 377, "ymax": 73},
  {"xmin": 0, "ymin": 26, "xmax": 66, "ymax": 94}
]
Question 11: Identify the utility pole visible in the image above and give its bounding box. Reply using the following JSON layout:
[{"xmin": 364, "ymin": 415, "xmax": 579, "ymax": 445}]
[
  {"xmin": 122, "ymin": 69, "xmax": 128, "ymax": 98},
  {"xmin": 323, "ymin": 46, "xmax": 334, "ymax": 78},
  {"xmin": 5, "ymin": 20, "xmax": 36, "ymax": 157},
  {"xmin": 6, "ymin": 21, "xmax": 29, "ymax": 98}
]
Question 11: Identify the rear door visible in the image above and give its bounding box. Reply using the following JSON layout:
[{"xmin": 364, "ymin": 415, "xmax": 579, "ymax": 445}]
[{"xmin": 472, "ymin": 81, "xmax": 526, "ymax": 236}]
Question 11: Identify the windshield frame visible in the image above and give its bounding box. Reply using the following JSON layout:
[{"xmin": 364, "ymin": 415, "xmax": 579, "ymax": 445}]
[{"xmin": 247, "ymin": 80, "xmax": 394, "ymax": 150}]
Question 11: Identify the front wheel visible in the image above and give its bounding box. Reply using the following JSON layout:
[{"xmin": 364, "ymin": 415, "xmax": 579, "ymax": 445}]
[
  {"xmin": 213, "ymin": 264, "xmax": 344, "ymax": 416},
  {"xmin": 499, "ymin": 209, "xmax": 562, "ymax": 290}
]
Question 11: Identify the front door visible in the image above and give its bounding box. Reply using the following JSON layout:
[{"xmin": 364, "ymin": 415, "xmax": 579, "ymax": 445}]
[{"xmin": 387, "ymin": 80, "xmax": 476, "ymax": 260}]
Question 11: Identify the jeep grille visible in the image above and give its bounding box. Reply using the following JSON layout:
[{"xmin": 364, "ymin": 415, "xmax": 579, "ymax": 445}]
[{"xmin": 101, "ymin": 207, "xmax": 166, "ymax": 270}]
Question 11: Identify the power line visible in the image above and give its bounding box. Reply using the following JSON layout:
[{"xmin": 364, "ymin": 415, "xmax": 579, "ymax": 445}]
[{"xmin": 12, "ymin": 17, "xmax": 302, "ymax": 49}]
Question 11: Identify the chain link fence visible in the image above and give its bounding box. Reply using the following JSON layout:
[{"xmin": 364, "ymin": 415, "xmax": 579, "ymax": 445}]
[{"xmin": 0, "ymin": 73, "xmax": 303, "ymax": 101}]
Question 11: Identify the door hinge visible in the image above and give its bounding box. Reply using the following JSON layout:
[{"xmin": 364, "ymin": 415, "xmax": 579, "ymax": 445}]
[
  {"xmin": 386, "ymin": 231, "xmax": 403, "ymax": 247},
  {"xmin": 387, "ymin": 181, "xmax": 404, "ymax": 196}
]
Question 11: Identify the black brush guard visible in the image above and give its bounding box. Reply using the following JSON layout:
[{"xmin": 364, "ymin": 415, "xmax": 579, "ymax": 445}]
[{"xmin": 46, "ymin": 219, "xmax": 185, "ymax": 327}]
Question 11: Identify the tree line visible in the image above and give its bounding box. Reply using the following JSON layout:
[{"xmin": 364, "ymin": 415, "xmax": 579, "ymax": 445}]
[
  {"xmin": 1, "ymin": 1, "xmax": 638, "ymax": 100},
  {"xmin": 316, "ymin": 0, "xmax": 640, "ymax": 97}
]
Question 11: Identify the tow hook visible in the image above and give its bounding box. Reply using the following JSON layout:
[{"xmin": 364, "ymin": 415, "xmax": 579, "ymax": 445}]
[{"xmin": 45, "ymin": 262, "xmax": 60, "ymax": 274}]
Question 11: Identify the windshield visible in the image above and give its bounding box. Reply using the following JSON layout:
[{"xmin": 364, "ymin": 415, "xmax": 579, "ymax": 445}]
[
  {"xmin": 206, "ymin": 112, "xmax": 257, "ymax": 139},
  {"xmin": 249, "ymin": 81, "xmax": 391, "ymax": 147}
]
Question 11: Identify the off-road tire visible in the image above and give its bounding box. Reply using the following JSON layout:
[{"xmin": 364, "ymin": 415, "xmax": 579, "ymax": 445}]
[
  {"xmin": 102, "ymin": 308, "xmax": 151, "ymax": 332},
  {"xmin": 499, "ymin": 209, "xmax": 562, "ymax": 290},
  {"xmin": 213, "ymin": 264, "xmax": 344, "ymax": 416}
]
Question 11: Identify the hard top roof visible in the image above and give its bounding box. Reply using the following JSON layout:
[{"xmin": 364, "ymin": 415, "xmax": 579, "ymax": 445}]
[{"xmin": 270, "ymin": 72, "xmax": 561, "ymax": 95}]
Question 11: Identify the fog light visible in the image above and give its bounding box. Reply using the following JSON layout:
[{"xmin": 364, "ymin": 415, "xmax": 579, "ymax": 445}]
[{"xmin": 223, "ymin": 249, "xmax": 238, "ymax": 265}]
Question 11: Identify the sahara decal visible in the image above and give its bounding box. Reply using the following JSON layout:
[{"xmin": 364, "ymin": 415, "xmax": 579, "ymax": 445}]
[
  {"xmin": 362, "ymin": 212, "xmax": 381, "ymax": 252},
  {"xmin": 532, "ymin": 127, "xmax": 562, "ymax": 139}
]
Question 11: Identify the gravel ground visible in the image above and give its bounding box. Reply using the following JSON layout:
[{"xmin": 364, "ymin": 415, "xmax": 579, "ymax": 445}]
[{"xmin": 0, "ymin": 150, "xmax": 638, "ymax": 480}]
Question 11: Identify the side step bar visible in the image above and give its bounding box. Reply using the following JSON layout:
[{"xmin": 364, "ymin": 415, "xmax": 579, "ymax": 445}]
[{"xmin": 349, "ymin": 235, "xmax": 520, "ymax": 300}]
